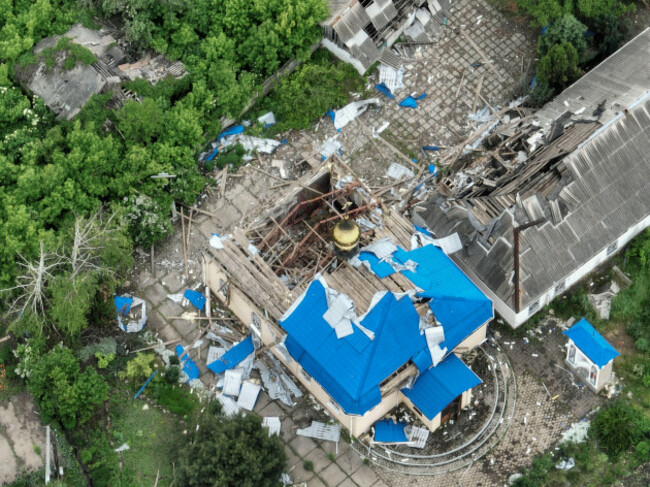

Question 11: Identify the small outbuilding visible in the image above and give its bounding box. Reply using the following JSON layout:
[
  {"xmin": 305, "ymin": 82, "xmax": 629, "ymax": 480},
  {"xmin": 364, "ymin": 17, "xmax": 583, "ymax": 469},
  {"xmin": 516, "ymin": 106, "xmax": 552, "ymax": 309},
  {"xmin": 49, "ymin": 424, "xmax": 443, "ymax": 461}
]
[{"xmin": 563, "ymin": 318, "xmax": 620, "ymax": 392}]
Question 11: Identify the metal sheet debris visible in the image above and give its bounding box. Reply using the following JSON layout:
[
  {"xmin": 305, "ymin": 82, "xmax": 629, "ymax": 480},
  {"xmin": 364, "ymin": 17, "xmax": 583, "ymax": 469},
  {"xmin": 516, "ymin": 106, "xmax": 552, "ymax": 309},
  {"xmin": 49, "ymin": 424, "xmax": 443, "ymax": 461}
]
[
  {"xmin": 319, "ymin": 137, "xmax": 342, "ymax": 160},
  {"xmin": 114, "ymin": 443, "xmax": 130, "ymax": 452},
  {"xmin": 223, "ymin": 369, "xmax": 243, "ymax": 397},
  {"xmin": 296, "ymin": 421, "xmax": 341, "ymax": 443},
  {"xmin": 262, "ymin": 417, "xmax": 281, "ymax": 436},
  {"xmin": 556, "ymin": 457, "xmax": 575, "ymax": 470},
  {"xmin": 215, "ymin": 392, "xmax": 240, "ymax": 417},
  {"xmin": 386, "ymin": 162, "xmax": 415, "ymax": 180},
  {"xmin": 333, "ymin": 98, "xmax": 380, "ymax": 130},
  {"xmin": 405, "ymin": 425, "xmax": 430, "ymax": 448},
  {"xmin": 378, "ymin": 65, "xmax": 404, "ymax": 95},
  {"xmin": 115, "ymin": 295, "xmax": 147, "ymax": 333},
  {"xmin": 237, "ymin": 381, "xmax": 262, "ymax": 411},
  {"xmin": 257, "ymin": 112, "xmax": 276, "ymax": 127}
]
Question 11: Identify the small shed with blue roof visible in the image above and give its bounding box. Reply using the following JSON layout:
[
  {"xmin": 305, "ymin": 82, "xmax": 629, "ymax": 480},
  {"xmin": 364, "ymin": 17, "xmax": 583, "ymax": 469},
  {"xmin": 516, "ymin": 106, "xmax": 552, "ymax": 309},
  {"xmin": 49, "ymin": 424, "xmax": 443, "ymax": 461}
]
[{"xmin": 563, "ymin": 318, "xmax": 620, "ymax": 392}]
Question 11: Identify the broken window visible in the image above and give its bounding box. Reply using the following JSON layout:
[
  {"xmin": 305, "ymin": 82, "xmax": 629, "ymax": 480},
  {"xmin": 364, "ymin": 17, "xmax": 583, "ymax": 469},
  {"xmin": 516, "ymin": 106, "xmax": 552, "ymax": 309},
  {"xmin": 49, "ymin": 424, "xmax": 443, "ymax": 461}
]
[
  {"xmin": 568, "ymin": 344, "xmax": 576, "ymax": 364},
  {"xmin": 327, "ymin": 399, "xmax": 341, "ymax": 414},
  {"xmin": 528, "ymin": 300, "xmax": 541, "ymax": 316},
  {"xmin": 554, "ymin": 280, "xmax": 566, "ymax": 296},
  {"xmin": 300, "ymin": 368, "xmax": 312, "ymax": 383},
  {"xmin": 606, "ymin": 241, "xmax": 618, "ymax": 256},
  {"xmin": 219, "ymin": 278, "xmax": 229, "ymax": 297},
  {"xmin": 590, "ymin": 365, "xmax": 598, "ymax": 386}
]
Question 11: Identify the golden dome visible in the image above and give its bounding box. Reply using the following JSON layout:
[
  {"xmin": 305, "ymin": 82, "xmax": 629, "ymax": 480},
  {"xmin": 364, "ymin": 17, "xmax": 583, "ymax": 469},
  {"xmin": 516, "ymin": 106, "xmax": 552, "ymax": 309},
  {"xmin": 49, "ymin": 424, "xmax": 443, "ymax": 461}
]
[{"xmin": 332, "ymin": 219, "xmax": 361, "ymax": 253}]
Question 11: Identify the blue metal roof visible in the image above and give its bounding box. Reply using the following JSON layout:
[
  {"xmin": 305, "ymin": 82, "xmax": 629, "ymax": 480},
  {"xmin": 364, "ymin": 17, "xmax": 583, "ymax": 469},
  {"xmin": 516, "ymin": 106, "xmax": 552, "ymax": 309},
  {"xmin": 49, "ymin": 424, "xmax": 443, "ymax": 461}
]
[
  {"xmin": 175, "ymin": 345, "xmax": 200, "ymax": 380},
  {"xmin": 114, "ymin": 296, "xmax": 133, "ymax": 317},
  {"xmin": 396, "ymin": 245, "xmax": 493, "ymax": 351},
  {"xmin": 280, "ymin": 279, "xmax": 426, "ymax": 415},
  {"xmin": 374, "ymin": 419, "xmax": 408, "ymax": 443},
  {"xmin": 207, "ymin": 336, "xmax": 254, "ymax": 374},
  {"xmin": 402, "ymin": 353, "xmax": 482, "ymax": 420},
  {"xmin": 563, "ymin": 318, "xmax": 620, "ymax": 367},
  {"xmin": 357, "ymin": 251, "xmax": 397, "ymax": 278},
  {"xmin": 184, "ymin": 289, "xmax": 206, "ymax": 311}
]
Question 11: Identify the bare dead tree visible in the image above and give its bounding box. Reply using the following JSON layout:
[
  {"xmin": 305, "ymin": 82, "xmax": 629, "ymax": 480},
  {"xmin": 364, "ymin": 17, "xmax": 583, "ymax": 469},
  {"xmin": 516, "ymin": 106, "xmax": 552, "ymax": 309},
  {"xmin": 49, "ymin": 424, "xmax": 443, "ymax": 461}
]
[{"xmin": 2, "ymin": 242, "xmax": 64, "ymax": 317}]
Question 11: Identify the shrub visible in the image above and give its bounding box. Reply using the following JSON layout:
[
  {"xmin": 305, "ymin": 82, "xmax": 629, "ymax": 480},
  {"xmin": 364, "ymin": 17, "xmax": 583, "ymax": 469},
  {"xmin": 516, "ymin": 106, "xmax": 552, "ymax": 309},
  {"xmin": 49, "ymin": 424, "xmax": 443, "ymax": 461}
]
[
  {"xmin": 121, "ymin": 353, "xmax": 156, "ymax": 383},
  {"xmin": 537, "ymin": 42, "xmax": 580, "ymax": 91},
  {"xmin": 591, "ymin": 400, "xmax": 650, "ymax": 457},
  {"xmin": 150, "ymin": 381, "xmax": 196, "ymax": 415}
]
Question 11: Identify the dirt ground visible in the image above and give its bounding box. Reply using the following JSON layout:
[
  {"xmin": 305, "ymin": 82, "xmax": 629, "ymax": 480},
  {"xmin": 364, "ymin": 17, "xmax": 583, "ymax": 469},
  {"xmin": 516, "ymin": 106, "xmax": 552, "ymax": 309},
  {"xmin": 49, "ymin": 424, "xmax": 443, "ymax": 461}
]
[{"xmin": 0, "ymin": 392, "xmax": 45, "ymax": 485}]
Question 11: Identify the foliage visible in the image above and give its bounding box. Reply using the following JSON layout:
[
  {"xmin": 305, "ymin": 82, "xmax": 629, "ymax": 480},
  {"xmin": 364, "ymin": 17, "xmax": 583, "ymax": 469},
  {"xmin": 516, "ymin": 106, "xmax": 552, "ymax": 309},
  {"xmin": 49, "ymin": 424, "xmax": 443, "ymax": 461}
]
[
  {"xmin": 206, "ymin": 143, "xmax": 245, "ymax": 172},
  {"xmin": 178, "ymin": 412, "xmax": 287, "ymax": 487},
  {"xmin": 149, "ymin": 380, "xmax": 196, "ymax": 415},
  {"xmin": 537, "ymin": 42, "xmax": 580, "ymax": 90},
  {"xmin": 79, "ymin": 337, "xmax": 117, "ymax": 362},
  {"xmin": 512, "ymin": 453, "xmax": 555, "ymax": 487},
  {"xmin": 95, "ymin": 352, "xmax": 115, "ymax": 369},
  {"xmin": 527, "ymin": 80, "xmax": 555, "ymax": 106},
  {"xmin": 258, "ymin": 50, "xmax": 365, "ymax": 132},
  {"xmin": 27, "ymin": 344, "xmax": 109, "ymax": 429},
  {"xmin": 37, "ymin": 36, "xmax": 97, "ymax": 70},
  {"xmin": 121, "ymin": 353, "xmax": 156, "ymax": 382},
  {"xmin": 13, "ymin": 342, "xmax": 39, "ymax": 379},
  {"xmin": 164, "ymin": 364, "xmax": 181, "ymax": 383},
  {"xmin": 591, "ymin": 400, "xmax": 650, "ymax": 457},
  {"xmin": 537, "ymin": 14, "xmax": 588, "ymax": 59}
]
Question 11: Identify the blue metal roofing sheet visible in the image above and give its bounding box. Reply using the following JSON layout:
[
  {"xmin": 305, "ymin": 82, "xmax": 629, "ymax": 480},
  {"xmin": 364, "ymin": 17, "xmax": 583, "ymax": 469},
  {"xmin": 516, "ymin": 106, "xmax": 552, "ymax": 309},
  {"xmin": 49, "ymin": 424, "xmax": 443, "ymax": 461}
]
[
  {"xmin": 395, "ymin": 245, "xmax": 493, "ymax": 351},
  {"xmin": 280, "ymin": 279, "xmax": 426, "ymax": 415},
  {"xmin": 175, "ymin": 345, "xmax": 200, "ymax": 380},
  {"xmin": 357, "ymin": 251, "xmax": 397, "ymax": 278},
  {"xmin": 402, "ymin": 353, "xmax": 482, "ymax": 420},
  {"xmin": 207, "ymin": 336, "xmax": 254, "ymax": 374},
  {"xmin": 374, "ymin": 419, "xmax": 408, "ymax": 442},
  {"xmin": 114, "ymin": 296, "xmax": 133, "ymax": 317},
  {"xmin": 563, "ymin": 318, "xmax": 620, "ymax": 367}
]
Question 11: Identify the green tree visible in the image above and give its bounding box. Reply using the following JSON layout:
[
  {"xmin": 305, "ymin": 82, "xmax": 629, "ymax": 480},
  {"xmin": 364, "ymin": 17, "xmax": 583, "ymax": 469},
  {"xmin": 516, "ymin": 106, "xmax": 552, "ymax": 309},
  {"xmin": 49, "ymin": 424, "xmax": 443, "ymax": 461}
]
[
  {"xmin": 27, "ymin": 345, "xmax": 108, "ymax": 429},
  {"xmin": 116, "ymin": 98, "xmax": 165, "ymax": 145},
  {"xmin": 537, "ymin": 14, "xmax": 588, "ymax": 59},
  {"xmin": 178, "ymin": 413, "xmax": 287, "ymax": 487},
  {"xmin": 537, "ymin": 42, "xmax": 580, "ymax": 91}
]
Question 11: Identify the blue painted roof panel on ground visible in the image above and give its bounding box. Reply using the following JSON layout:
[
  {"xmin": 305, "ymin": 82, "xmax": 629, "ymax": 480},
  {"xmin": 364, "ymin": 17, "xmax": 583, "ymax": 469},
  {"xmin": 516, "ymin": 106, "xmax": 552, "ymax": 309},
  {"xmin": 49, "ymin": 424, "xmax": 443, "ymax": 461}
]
[
  {"xmin": 402, "ymin": 353, "xmax": 482, "ymax": 420},
  {"xmin": 357, "ymin": 251, "xmax": 396, "ymax": 278},
  {"xmin": 280, "ymin": 279, "xmax": 426, "ymax": 415},
  {"xmin": 175, "ymin": 345, "xmax": 200, "ymax": 380},
  {"xmin": 399, "ymin": 96, "xmax": 418, "ymax": 108},
  {"xmin": 563, "ymin": 318, "xmax": 620, "ymax": 367},
  {"xmin": 207, "ymin": 336, "xmax": 254, "ymax": 374},
  {"xmin": 184, "ymin": 289, "xmax": 206, "ymax": 311},
  {"xmin": 374, "ymin": 419, "xmax": 408, "ymax": 442},
  {"xmin": 217, "ymin": 124, "xmax": 244, "ymax": 141},
  {"xmin": 114, "ymin": 296, "xmax": 133, "ymax": 317},
  {"xmin": 415, "ymin": 93, "xmax": 427, "ymax": 100},
  {"xmin": 205, "ymin": 146, "xmax": 219, "ymax": 161},
  {"xmin": 376, "ymin": 83, "xmax": 394, "ymax": 99}
]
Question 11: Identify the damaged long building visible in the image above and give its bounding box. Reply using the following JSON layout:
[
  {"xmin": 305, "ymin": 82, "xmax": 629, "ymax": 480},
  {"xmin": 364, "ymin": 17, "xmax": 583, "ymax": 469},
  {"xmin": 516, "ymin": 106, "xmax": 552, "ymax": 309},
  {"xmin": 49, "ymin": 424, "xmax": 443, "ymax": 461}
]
[{"xmin": 414, "ymin": 27, "xmax": 650, "ymax": 327}]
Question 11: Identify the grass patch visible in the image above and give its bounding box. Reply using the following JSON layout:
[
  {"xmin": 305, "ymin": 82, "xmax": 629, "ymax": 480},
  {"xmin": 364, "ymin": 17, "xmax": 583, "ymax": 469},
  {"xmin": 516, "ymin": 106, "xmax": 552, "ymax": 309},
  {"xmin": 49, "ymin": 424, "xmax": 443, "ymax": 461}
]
[{"xmin": 110, "ymin": 393, "xmax": 185, "ymax": 486}]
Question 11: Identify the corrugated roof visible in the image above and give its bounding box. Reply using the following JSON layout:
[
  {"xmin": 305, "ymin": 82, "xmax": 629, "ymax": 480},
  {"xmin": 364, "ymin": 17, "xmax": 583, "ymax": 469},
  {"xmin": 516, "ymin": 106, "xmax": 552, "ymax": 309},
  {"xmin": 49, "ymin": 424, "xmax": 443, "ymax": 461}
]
[
  {"xmin": 281, "ymin": 279, "xmax": 426, "ymax": 415},
  {"xmin": 207, "ymin": 336, "xmax": 254, "ymax": 374},
  {"xmin": 563, "ymin": 318, "xmax": 620, "ymax": 367},
  {"xmin": 402, "ymin": 354, "xmax": 482, "ymax": 420},
  {"xmin": 374, "ymin": 419, "xmax": 409, "ymax": 443},
  {"xmin": 534, "ymin": 28, "xmax": 650, "ymax": 128}
]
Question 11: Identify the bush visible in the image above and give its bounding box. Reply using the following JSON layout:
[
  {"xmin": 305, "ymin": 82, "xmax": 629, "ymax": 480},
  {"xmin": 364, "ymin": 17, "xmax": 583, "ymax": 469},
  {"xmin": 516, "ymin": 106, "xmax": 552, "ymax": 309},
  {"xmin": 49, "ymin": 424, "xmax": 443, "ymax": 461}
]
[
  {"xmin": 591, "ymin": 400, "xmax": 650, "ymax": 457},
  {"xmin": 537, "ymin": 14, "xmax": 588, "ymax": 59},
  {"xmin": 164, "ymin": 364, "xmax": 180, "ymax": 384},
  {"xmin": 537, "ymin": 42, "xmax": 580, "ymax": 91},
  {"xmin": 178, "ymin": 413, "xmax": 286, "ymax": 487},
  {"xmin": 258, "ymin": 50, "xmax": 365, "ymax": 132}
]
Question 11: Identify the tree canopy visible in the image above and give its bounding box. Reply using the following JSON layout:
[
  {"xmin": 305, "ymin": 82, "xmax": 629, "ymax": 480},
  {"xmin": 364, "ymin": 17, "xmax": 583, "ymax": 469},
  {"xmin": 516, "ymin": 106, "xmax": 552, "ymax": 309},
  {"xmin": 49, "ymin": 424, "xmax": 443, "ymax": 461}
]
[{"xmin": 178, "ymin": 413, "xmax": 287, "ymax": 487}]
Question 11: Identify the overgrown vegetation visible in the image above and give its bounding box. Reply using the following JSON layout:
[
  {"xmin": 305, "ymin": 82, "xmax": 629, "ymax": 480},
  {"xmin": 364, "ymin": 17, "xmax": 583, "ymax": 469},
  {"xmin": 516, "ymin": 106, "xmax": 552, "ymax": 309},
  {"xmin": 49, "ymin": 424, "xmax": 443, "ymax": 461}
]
[
  {"xmin": 493, "ymin": 0, "xmax": 636, "ymax": 104},
  {"xmin": 38, "ymin": 36, "xmax": 97, "ymax": 70}
]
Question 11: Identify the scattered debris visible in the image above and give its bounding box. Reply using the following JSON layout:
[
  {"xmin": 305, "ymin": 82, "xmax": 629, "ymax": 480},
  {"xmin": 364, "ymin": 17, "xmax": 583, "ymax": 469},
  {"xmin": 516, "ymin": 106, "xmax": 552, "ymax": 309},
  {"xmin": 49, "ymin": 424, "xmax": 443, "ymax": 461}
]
[
  {"xmin": 115, "ymin": 295, "xmax": 147, "ymax": 333},
  {"xmin": 560, "ymin": 421, "xmax": 590, "ymax": 444},
  {"xmin": 262, "ymin": 417, "xmax": 281, "ymax": 436},
  {"xmin": 183, "ymin": 289, "xmax": 206, "ymax": 311},
  {"xmin": 555, "ymin": 457, "xmax": 575, "ymax": 470},
  {"xmin": 237, "ymin": 381, "xmax": 262, "ymax": 411},
  {"xmin": 332, "ymin": 98, "xmax": 380, "ymax": 130},
  {"xmin": 114, "ymin": 443, "xmax": 130, "ymax": 453},
  {"xmin": 296, "ymin": 421, "xmax": 341, "ymax": 443}
]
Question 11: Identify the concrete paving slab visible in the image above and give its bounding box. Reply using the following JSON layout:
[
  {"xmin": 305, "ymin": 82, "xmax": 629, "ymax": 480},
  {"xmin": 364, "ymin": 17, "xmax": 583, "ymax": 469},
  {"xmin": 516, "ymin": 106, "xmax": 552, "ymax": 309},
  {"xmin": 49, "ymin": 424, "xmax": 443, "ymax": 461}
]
[
  {"xmin": 350, "ymin": 465, "xmax": 379, "ymax": 487},
  {"xmin": 304, "ymin": 446, "xmax": 333, "ymax": 473},
  {"xmin": 337, "ymin": 478, "xmax": 359, "ymax": 487},
  {"xmin": 289, "ymin": 434, "xmax": 318, "ymax": 457},
  {"xmin": 259, "ymin": 400, "xmax": 287, "ymax": 419},
  {"xmin": 336, "ymin": 447, "xmax": 364, "ymax": 476},
  {"xmin": 170, "ymin": 318, "xmax": 198, "ymax": 337},
  {"xmin": 320, "ymin": 462, "xmax": 347, "ymax": 486},
  {"xmin": 157, "ymin": 299, "xmax": 185, "ymax": 319},
  {"xmin": 157, "ymin": 323, "xmax": 182, "ymax": 342},
  {"xmin": 143, "ymin": 282, "xmax": 168, "ymax": 309},
  {"xmin": 307, "ymin": 476, "xmax": 328, "ymax": 487},
  {"xmin": 160, "ymin": 270, "xmax": 186, "ymax": 293}
]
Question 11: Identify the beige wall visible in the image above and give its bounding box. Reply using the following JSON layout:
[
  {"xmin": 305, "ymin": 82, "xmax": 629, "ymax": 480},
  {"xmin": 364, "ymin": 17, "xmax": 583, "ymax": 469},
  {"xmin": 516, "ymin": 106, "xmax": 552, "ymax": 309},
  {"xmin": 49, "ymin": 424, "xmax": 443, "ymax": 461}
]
[{"xmin": 454, "ymin": 322, "xmax": 488, "ymax": 353}]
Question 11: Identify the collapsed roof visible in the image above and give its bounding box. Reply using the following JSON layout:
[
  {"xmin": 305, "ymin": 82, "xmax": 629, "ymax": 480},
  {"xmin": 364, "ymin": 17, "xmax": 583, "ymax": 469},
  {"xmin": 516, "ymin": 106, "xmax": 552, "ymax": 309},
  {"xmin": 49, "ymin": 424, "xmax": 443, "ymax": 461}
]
[{"xmin": 415, "ymin": 28, "xmax": 650, "ymax": 320}]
